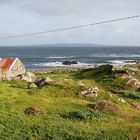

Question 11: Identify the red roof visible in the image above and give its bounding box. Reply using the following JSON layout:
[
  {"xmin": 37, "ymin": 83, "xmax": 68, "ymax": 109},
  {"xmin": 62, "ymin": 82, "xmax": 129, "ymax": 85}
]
[{"xmin": 0, "ymin": 58, "xmax": 15, "ymax": 70}]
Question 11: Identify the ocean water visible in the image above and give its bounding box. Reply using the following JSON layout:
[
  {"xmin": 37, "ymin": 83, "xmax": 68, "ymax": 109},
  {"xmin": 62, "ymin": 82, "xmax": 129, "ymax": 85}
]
[{"xmin": 0, "ymin": 46, "xmax": 140, "ymax": 68}]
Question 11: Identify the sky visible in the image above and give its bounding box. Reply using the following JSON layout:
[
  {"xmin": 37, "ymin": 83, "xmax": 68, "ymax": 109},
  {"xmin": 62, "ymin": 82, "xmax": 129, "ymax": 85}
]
[{"xmin": 0, "ymin": 0, "xmax": 140, "ymax": 46}]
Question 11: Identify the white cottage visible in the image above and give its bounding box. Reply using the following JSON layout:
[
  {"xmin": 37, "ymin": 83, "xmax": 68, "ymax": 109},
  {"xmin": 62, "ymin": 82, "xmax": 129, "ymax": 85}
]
[{"xmin": 0, "ymin": 57, "xmax": 26, "ymax": 80}]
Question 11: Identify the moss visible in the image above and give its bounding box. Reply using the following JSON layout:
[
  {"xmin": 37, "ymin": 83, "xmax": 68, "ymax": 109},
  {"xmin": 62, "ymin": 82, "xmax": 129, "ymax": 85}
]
[{"xmin": 75, "ymin": 65, "xmax": 113, "ymax": 79}]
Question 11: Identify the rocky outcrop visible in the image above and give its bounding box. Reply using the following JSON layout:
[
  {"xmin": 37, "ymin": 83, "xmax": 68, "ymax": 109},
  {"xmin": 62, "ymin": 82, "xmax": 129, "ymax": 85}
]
[
  {"xmin": 35, "ymin": 77, "xmax": 53, "ymax": 87},
  {"xmin": 18, "ymin": 72, "xmax": 37, "ymax": 83},
  {"xmin": 27, "ymin": 77, "xmax": 53, "ymax": 88},
  {"xmin": 81, "ymin": 86, "xmax": 99, "ymax": 98},
  {"xmin": 128, "ymin": 68, "xmax": 140, "ymax": 76},
  {"xmin": 89, "ymin": 101, "xmax": 121, "ymax": 112},
  {"xmin": 127, "ymin": 77, "xmax": 140, "ymax": 89},
  {"xmin": 62, "ymin": 61, "xmax": 78, "ymax": 65},
  {"xmin": 17, "ymin": 72, "xmax": 53, "ymax": 88},
  {"xmin": 71, "ymin": 61, "xmax": 78, "ymax": 64},
  {"xmin": 120, "ymin": 69, "xmax": 140, "ymax": 89},
  {"xmin": 136, "ymin": 61, "xmax": 140, "ymax": 64}
]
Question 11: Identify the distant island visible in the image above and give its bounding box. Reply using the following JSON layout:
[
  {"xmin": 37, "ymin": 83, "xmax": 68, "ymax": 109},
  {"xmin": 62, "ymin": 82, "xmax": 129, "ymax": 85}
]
[{"xmin": 1, "ymin": 43, "xmax": 140, "ymax": 47}]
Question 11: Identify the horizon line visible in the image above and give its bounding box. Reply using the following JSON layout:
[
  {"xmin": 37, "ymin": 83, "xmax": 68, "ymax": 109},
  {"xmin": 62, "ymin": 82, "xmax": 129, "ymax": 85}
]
[{"xmin": 0, "ymin": 43, "xmax": 140, "ymax": 47}]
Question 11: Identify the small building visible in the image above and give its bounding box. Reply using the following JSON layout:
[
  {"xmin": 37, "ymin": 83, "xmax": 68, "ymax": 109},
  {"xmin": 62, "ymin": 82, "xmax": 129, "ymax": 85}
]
[{"xmin": 0, "ymin": 57, "xmax": 26, "ymax": 80}]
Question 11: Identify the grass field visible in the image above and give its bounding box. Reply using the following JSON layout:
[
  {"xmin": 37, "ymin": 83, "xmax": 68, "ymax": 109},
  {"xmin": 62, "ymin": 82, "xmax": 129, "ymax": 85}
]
[{"xmin": 0, "ymin": 65, "xmax": 140, "ymax": 140}]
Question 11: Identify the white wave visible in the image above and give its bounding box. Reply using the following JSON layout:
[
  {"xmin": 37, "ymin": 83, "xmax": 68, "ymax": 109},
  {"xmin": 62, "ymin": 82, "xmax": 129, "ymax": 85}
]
[
  {"xmin": 47, "ymin": 56, "xmax": 74, "ymax": 59},
  {"xmin": 33, "ymin": 61, "xmax": 93, "ymax": 68},
  {"xmin": 109, "ymin": 60, "xmax": 124, "ymax": 64},
  {"xmin": 130, "ymin": 54, "xmax": 140, "ymax": 57},
  {"xmin": 90, "ymin": 53, "xmax": 140, "ymax": 58},
  {"xmin": 108, "ymin": 60, "xmax": 136, "ymax": 66},
  {"xmin": 33, "ymin": 59, "xmax": 137, "ymax": 68},
  {"xmin": 46, "ymin": 54, "xmax": 140, "ymax": 59},
  {"xmin": 111, "ymin": 54, "xmax": 140, "ymax": 58}
]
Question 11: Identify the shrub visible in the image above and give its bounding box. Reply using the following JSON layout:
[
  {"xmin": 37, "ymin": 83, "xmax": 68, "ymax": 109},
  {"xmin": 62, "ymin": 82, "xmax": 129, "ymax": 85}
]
[
  {"xmin": 94, "ymin": 127, "xmax": 134, "ymax": 140},
  {"xmin": 75, "ymin": 65, "xmax": 113, "ymax": 79},
  {"xmin": 137, "ymin": 88, "xmax": 140, "ymax": 92},
  {"xmin": 123, "ymin": 91, "xmax": 140, "ymax": 99},
  {"xmin": 62, "ymin": 110, "xmax": 102, "ymax": 121}
]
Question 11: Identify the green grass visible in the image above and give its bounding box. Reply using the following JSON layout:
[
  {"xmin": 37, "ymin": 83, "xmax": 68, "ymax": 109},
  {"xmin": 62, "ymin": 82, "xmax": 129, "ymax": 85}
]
[{"xmin": 0, "ymin": 67, "xmax": 140, "ymax": 139}]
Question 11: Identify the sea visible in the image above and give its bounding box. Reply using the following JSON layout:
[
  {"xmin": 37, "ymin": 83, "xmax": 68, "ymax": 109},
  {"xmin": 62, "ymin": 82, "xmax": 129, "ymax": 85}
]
[{"xmin": 0, "ymin": 45, "xmax": 140, "ymax": 68}]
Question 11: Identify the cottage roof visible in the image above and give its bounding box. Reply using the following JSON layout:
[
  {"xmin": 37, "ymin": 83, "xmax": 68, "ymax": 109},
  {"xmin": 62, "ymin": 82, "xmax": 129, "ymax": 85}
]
[{"xmin": 0, "ymin": 58, "xmax": 15, "ymax": 70}]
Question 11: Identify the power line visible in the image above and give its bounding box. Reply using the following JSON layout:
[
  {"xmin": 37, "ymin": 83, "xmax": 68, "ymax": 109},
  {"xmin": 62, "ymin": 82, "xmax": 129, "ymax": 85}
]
[{"xmin": 0, "ymin": 15, "xmax": 140, "ymax": 39}]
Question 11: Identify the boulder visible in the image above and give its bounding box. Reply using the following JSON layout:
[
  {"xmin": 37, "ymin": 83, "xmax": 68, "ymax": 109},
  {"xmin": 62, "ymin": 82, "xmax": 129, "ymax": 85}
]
[
  {"xmin": 128, "ymin": 68, "xmax": 140, "ymax": 76},
  {"xmin": 62, "ymin": 61, "xmax": 78, "ymax": 65},
  {"xmin": 24, "ymin": 107, "xmax": 42, "ymax": 116},
  {"xmin": 118, "ymin": 97, "xmax": 127, "ymax": 103},
  {"xmin": 28, "ymin": 83, "xmax": 37, "ymax": 88},
  {"xmin": 78, "ymin": 81, "xmax": 85, "ymax": 86},
  {"xmin": 36, "ymin": 77, "xmax": 52, "ymax": 87},
  {"xmin": 71, "ymin": 61, "xmax": 78, "ymax": 64},
  {"xmin": 86, "ymin": 93, "xmax": 98, "ymax": 98},
  {"xmin": 62, "ymin": 61, "xmax": 72, "ymax": 65},
  {"xmin": 89, "ymin": 101, "xmax": 121, "ymax": 112},
  {"xmin": 20, "ymin": 72, "xmax": 37, "ymax": 82},
  {"xmin": 124, "ymin": 60, "xmax": 136, "ymax": 64},
  {"xmin": 44, "ymin": 77, "xmax": 53, "ymax": 82},
  {"xmin": 127, "ymin": 78, "xmax": 140, "ymax": 89},
  {"xmin": 136, "ymin": 61, "xmax": 140, "ymax": 64},
  {"xmin": 81, "ymin": 90, "xmax": 88, "ymax": 95},
  {"xmin": 81, "ymin": 86, "xmax": 99, "ymax": 98}
]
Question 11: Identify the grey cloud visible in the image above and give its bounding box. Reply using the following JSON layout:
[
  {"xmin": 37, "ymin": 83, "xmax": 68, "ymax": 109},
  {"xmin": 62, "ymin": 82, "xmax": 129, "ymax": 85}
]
[
  {"xmin": 1, "ymin": 0, "xmax": 140, "ymax": 16},
  {"xmin": 0, "ymin": 0, "xmax": 140, "ymax": 46}
]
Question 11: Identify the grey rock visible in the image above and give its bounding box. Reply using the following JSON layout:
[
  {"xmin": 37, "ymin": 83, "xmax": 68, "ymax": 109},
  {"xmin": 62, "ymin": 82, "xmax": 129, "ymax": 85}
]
[
  {"xmin": 62, "ymin": 61, "xmax": 72, "ymax": 65},
  {"xmin": 78, "ymin": 81, "xmax": 85, "ymax": 86},
  {"xmin": 28, "ymin": 83, "xmax": 37, "ymax": 88},
  {"xmin": 118, "ymin": 97, "xmax": 127, "ymax": 103},
  {"xmin": 20, "ymin": 72, "xmax": 37, "ymax": 82},
  {"xmin": 128, "ymin": 68, "xmax": 140, "ymax": 76},
  {"xmin": 80, "ymin": 86, "xmax": 99, "ymax": 98},
  {"xmin": 62, "ymin": 61, "xmax": 78, "ymax": 65},
  {"xmin": 36, "ymin": 77, "xmax": 52, "ymax": 87},
  {"xmin": 127, "ymin": 77, "xmax": 140, "ymax": 89}
]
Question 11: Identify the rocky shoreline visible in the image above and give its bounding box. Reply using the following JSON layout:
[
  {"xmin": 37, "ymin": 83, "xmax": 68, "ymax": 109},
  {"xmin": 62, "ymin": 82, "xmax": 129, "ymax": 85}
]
[{"xmin": 27, "ymin": 66, "xmax": 88, "ymax": 73}]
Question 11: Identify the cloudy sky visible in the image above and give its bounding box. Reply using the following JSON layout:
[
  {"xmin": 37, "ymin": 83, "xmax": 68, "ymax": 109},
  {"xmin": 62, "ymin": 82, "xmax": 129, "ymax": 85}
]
[{"xmin": 0, "ymin": 0, "xmax": 140, "ymax": 46}]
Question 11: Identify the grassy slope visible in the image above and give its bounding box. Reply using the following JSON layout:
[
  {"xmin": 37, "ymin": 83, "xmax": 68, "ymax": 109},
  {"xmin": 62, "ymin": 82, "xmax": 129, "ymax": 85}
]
[{"xmin": 0, "ymin": 67, "xmax": 140, "ymax": 139}]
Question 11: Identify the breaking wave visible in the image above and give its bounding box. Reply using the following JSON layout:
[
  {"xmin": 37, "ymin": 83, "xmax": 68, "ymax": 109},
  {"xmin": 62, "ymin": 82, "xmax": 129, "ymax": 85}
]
[
  {"xmin": 47, "ymin": 56, "xmax": 75, "ymax": 59},
  {"xmin": 90, "ymin": 53, "xmax": 140, "ymax": 58},
  {"xmin": 33, "ymin": 61, "xmax": 93, "ymax": 68}
]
